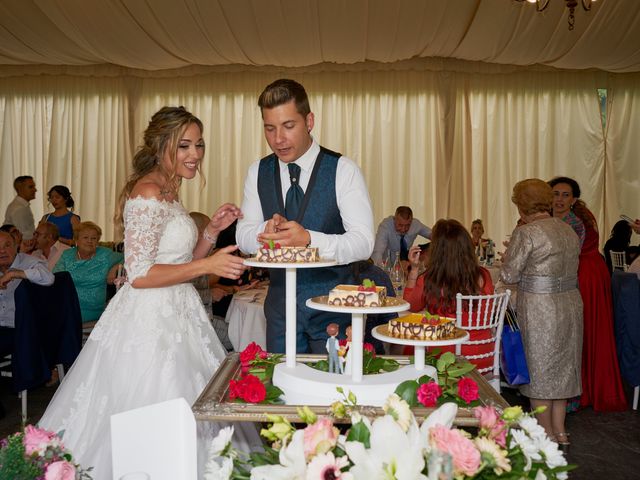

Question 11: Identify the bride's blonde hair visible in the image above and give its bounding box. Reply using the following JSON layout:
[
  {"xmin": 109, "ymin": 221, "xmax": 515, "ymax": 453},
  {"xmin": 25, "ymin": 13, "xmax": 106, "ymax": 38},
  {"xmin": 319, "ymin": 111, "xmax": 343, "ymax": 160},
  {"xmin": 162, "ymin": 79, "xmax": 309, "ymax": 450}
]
[{"xmin": 115, "ymin": 106, "xmax": 205, "ymax": 228}]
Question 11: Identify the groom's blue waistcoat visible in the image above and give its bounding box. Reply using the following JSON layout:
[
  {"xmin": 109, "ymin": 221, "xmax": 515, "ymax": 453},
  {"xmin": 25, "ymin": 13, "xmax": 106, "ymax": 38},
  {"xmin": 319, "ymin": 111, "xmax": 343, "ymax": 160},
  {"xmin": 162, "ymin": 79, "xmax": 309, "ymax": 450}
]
[{"xmin": 257, "ymin": 147, "xmax": 352, "ymax": 353}]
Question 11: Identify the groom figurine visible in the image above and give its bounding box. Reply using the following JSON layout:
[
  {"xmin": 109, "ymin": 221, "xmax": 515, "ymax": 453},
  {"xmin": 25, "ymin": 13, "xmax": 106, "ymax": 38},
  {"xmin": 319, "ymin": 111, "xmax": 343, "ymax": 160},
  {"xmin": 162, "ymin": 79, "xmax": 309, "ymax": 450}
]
[{"xmin": 237, "ymin": 79, "xmax": 374, "ymax": 354}]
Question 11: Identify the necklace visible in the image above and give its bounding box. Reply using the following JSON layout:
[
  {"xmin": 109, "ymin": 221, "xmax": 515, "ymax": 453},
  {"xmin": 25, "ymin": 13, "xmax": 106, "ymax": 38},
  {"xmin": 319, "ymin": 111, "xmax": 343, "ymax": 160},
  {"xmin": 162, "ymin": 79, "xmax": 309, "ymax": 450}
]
[{"xmin": 77, "ymin": 250, "xmax": 95, "ymax": 261}]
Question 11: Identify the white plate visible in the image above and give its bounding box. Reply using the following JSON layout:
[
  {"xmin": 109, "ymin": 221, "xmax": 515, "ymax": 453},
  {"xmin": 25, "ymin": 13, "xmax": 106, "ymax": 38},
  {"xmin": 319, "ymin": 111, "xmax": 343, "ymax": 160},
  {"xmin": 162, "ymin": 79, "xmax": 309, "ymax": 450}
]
[
  {"xmin": 244, "ymin": 257, "xmax": 337, "ymax": 269},
  {"xmin": 371, "ymin": 324, "xmax": 469, "ymax": 347},
  {"xmin": 306, "ymin": 295, "xmax": 410, "ymax": 314}
]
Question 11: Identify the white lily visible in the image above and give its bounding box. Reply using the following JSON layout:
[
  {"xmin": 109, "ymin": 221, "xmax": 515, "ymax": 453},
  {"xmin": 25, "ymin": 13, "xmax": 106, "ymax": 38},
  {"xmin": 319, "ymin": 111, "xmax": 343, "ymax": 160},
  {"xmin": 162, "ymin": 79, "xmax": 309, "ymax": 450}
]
[
  {"xmin": 208, "ymin": 426, "xmax": 235, "ymax": 457},
  {"xmin": 345, "ymin": 415, "xmax": 426, "ymax": 480},
  {"xmin": 203, "ymin": 456, "xmax": 234, "ymax": 480},
  {"xmin": 251, "ymin": 429, "xmax": 307, "ymax": 480}
]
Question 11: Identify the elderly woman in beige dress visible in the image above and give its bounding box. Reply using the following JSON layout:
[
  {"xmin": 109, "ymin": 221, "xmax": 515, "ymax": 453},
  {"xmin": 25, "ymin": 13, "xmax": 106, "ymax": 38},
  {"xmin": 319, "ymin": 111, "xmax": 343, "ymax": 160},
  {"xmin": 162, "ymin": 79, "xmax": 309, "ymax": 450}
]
[{"xmin": 500, "ymin": 179, "xmax": 583, "ymax": 449}]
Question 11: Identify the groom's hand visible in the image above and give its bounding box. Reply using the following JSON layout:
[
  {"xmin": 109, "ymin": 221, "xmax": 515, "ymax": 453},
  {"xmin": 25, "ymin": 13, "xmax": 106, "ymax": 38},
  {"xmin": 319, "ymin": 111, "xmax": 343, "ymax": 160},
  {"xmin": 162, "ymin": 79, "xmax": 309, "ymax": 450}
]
[{"xmin": 258, "ymin": 214, "xmax": 311, "ymax": 247}]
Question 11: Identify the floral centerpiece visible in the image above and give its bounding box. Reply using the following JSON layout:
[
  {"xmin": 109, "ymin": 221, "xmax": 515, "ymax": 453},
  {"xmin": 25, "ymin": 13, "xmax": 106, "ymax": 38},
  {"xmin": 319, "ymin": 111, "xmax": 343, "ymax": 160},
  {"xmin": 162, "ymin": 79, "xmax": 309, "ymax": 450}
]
[
  {"xmin": 0, "ymin": 425, "xmax": 92, "ymax": 480},
  {"xmin": 204, "ymin": 393, "xmax": 574, "ymax": 480},
  {"xmin": 229, "ymin": 343, "xmax": 480, "ymax": 409},
  {"xmin": 228, "ymin": 342, "xmax": 284, "ymax": 404},
  {"xmin": 395, "ymin": 351, "xmax": 480, "ymax": 408}
]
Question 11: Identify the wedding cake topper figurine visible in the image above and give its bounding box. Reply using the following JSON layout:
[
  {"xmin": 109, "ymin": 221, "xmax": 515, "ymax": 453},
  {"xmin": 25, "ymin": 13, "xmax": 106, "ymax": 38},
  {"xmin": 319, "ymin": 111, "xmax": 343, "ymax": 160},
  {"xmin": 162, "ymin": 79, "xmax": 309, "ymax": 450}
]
[{"xmin": 326, "ymin": 323, "xmax": 343, "ymax": 374}]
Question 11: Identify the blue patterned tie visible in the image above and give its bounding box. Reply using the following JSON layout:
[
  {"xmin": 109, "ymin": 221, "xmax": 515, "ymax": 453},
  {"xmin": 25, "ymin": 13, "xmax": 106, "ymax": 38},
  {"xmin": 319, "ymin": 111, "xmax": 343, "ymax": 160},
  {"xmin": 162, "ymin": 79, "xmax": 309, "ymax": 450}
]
[
  {"xmin": 285, "ymin": 163, "xmax": 304, "ymax": 220},
  {"xmin": 400, "ymin": 234, "xmax": 409, "ymax": 261}
]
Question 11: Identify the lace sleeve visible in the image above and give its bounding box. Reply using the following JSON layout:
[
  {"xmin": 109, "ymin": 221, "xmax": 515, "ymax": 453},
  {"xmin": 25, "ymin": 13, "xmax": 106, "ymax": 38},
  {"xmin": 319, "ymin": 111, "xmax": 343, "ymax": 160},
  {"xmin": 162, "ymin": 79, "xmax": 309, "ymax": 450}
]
[{"xmin": 123, "ymin": 198, "xmax": 172, "ymax": 283}]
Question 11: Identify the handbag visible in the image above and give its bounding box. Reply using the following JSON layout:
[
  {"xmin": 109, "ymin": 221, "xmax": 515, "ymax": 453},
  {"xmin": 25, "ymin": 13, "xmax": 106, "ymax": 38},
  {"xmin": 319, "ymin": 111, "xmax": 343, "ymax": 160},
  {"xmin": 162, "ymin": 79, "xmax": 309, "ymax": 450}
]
[{"xmin": 500, "ymin": 307, "xmax": 530, "ymax": 386}]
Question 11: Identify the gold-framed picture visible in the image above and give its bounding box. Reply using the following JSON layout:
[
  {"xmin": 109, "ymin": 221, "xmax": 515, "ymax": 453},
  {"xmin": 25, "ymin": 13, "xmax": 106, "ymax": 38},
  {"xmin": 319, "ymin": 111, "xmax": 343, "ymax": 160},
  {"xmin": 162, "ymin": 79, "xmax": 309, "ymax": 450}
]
[{"xmin": 192, "ymin": 353, "xmax": 509, "ymax": 427}]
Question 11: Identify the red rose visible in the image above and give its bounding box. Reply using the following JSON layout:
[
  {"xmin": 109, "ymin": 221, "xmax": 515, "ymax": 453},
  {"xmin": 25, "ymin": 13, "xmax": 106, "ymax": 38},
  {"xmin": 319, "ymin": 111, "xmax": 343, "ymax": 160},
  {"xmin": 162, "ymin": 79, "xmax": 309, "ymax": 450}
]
[
  {"xmin": 417, "ymin": 381, "xmax": 442, "ymax": 407},
  {"xmin": 240, "ymin": 342, "xmax": 265, "ymax": 368},
  {"xmin": 240, "ymin": 374, "xmax": 267, "ymax": 403},
  {"xmin": 457, "ymin": 377, "xmax": 479, "ymax": 404},
  {"xmin": 338, "ymin": 339, "xmax": 348, "ymax": 347},
  {"xmin": 228, "ymin": 378, "xmax": 241, "ymax": 401},
  {"xmin": 363, "ymin": 343, "xmax": 375, "ymax": 354}
]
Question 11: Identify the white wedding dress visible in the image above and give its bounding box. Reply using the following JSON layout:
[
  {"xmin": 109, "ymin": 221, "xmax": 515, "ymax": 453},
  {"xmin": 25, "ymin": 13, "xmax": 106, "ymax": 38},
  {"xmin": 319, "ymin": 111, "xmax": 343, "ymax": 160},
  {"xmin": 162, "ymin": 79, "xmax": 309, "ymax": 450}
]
[{"xmin": 39, "ymin": 197, "xmax": 260, "ymax": 479}]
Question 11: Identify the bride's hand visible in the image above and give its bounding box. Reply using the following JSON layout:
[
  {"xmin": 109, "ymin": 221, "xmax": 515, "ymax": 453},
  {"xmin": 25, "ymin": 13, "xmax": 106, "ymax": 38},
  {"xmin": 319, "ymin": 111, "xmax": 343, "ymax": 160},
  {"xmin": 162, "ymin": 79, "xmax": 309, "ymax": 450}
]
[
  {"xmin": 207, "ymin": 203, "xmax": 243, "ymax": 236},
  {"xmin": 205, "ymin": 245, "xmax": 247, "ymax": 279}
]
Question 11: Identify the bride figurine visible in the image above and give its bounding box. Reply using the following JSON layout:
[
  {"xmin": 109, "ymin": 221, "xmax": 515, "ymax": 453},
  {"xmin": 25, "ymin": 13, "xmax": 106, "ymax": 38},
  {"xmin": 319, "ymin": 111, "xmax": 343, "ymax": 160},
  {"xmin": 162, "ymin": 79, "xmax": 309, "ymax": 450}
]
[{"xmin": 38, "ymin": 107, "xmax": 261, "ymax": 479}]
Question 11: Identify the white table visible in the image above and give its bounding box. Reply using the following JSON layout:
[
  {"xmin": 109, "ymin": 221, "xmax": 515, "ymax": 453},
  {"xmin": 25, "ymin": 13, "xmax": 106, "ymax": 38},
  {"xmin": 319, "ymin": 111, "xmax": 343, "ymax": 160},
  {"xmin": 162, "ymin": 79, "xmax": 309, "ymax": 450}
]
[{"xmin": 225, "ymin": 285, "xmax": 268, "ymax": 351}]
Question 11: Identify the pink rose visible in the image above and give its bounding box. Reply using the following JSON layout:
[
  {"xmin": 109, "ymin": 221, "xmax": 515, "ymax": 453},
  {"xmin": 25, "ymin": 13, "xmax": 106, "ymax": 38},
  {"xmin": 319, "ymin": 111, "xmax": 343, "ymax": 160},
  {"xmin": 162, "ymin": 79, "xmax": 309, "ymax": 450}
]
[
  {"xmin": 23, "ymin": 425, "xmax": 58, "ymax": 455},
  {"xmin": 430, "ymin": 425, "xmax": 481, "ymax": 476},
  {"xmin": 457, "ymin": 377, "xmax": 479, "ymax": 404},
  {"xmin": 491, "ymin": 420, "xmax": 507, "ymax": 448},
  {"xmin": 303, "ymin": 418, "xmax": 339, "ymax": 460},
  {"xmin": 239, "ymin": 374, "xmax": 267, "ymax": 403},
  {"xmin": 45, "ymin": 460, "xmax": 76, "ymax": 480},
  {"xmin": 473, "ymin": 406, "xmax": 499, "ymax": 430},
  {"xmin": 417, "ymin": 381, "xmax": 442, "ymax": 407}
]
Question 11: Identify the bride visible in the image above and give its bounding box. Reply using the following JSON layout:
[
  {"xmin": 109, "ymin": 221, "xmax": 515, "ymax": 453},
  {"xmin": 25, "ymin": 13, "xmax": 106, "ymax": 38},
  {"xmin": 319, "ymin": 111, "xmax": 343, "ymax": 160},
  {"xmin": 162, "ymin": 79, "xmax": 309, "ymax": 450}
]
[{"xmin": 39, "ymin": 106, "xmax": 260, "ymax": 478}]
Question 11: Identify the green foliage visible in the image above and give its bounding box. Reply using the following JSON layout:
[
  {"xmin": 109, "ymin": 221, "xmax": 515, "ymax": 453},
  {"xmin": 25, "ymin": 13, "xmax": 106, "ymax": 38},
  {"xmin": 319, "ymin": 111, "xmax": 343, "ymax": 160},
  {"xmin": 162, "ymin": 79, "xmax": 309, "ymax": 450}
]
[
  {"xmin": 394, "ymin": 353, "xmax": 480, "ymax": 408},
  {"xmin": 0, "ymin": 434, "xmax": 46, "ymax": 480},
  {"xmin": 346, "ymin": 420, "xmax": 371, "ymax": 448}
]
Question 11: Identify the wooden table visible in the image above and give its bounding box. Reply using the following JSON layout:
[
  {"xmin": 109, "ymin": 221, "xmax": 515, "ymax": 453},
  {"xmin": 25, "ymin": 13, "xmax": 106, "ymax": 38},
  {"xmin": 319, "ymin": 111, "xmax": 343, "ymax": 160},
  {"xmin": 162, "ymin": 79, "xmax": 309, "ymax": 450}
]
[{"xmin": 192, "ymin": 353, "xmax": 509, "ymax": 427}]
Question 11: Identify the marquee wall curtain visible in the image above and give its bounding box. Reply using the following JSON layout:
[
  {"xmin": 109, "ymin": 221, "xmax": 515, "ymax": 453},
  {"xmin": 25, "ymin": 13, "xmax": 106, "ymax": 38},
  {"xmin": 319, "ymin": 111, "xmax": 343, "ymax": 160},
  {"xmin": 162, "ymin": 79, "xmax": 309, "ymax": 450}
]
[{"xmin": 0, "ymin": 65, "xmax": 636, "ymax": 245}]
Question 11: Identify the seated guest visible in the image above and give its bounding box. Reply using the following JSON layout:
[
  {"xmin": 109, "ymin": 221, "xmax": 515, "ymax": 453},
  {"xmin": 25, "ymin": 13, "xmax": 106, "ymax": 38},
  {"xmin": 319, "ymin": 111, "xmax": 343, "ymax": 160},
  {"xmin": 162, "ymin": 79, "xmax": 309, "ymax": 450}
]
[
  {"xmin": 403, "ymin": 219, "xmax": 495, "ymax": 369},
  {"xmin": 41, "ymin": 185, "xmax": 80, "ymax": 246},
  {"xmin": 371, "ymin": 206, "xmax": 431, "ymax": 265},
  {"xmin": 470, "ymin": 219, "xmax": 492, "ymax": 259},
  {"xmin": 30, "ymin": 222, "xmax": 70, "ymax": 270},
  {"xmin": 53, "ymin": 221, "xmax": 123, "ymax": 323},
  {"xmin": 0, "ymin": 224, "xmax": 33, "ymax": 254},
  {"xmin": 0, "ymin": 230, "xmax": 54, "ymax": 356},
  {"xmin": 603, "ymin": 220, "xmax": 633, "ymax": 273}
]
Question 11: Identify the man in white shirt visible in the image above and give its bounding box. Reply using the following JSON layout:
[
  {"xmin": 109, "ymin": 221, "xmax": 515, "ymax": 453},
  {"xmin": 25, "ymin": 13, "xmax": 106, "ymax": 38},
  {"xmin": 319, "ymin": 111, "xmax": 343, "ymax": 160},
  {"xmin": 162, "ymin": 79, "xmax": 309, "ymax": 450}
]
[
  {"xmin": 31, "ymin": 222, "xmax": 70, "ymax": 270},
  {"xmin": 3, "ymin": 175, "xmax": 37, "ymax": 244},
  {"xmin": 371, "ymin": 206, "xmax": 431, "ymax": 265},
  {"xmin": 236, "ymin": 78, "xmax": 374, "ymax": 353},
  {"xmin": 0, "ymin": 230, "xmax": 54, "ymax": 356}
]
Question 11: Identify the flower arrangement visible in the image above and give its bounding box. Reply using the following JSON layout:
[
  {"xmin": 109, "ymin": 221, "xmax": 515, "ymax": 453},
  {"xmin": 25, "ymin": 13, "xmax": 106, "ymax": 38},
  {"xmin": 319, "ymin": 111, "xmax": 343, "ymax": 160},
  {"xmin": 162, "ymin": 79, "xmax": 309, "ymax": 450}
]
[
  {"xmin": 229, "ymin": 344, "xmax": 479, "ymax": 408},
  {"xmin": 228, "ymin": 342, "xmax": 284, "ymax": 404},
  {"xmin": 395, "ymin": 351, "xmax": 480, "ymax": 408},
  {"xmin": 0, "ymin": 425, "xmax": 92, "ymax": 480},
  {"xmin": 204, "ymin": 393, "xmax": 575, "ymax": 480}
]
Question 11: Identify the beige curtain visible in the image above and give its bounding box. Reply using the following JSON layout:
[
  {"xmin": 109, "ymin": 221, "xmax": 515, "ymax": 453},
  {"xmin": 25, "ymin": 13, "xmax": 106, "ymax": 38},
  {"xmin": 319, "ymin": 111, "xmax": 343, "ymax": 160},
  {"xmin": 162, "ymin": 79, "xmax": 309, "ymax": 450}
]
[{"xmin": 0, "ymin": 65, "xmax": 637, "ymax": 246}]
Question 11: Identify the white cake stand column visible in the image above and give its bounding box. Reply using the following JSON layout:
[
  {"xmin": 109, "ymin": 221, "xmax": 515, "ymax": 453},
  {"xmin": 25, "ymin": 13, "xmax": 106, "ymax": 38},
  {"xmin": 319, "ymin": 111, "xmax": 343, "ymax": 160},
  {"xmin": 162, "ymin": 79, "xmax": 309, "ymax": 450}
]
[
  {"xmin": 350, "ymin": 313, "xmax": 364, "ymax": 381},
  {"xmin": 285, "ymin": 267, "xmax": 297, "ymax": 368},
  {"xmin": 243, "ymin": 258, "xmax": 337, "ymax": 369}
]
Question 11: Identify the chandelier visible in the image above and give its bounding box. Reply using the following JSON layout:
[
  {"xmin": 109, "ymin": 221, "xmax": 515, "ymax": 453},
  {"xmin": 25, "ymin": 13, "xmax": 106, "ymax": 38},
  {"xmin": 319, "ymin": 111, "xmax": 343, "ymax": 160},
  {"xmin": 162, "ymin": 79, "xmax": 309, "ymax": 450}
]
[{"xmin": 516, "ymin": 0, "xmax": 597, "ymax": 30}]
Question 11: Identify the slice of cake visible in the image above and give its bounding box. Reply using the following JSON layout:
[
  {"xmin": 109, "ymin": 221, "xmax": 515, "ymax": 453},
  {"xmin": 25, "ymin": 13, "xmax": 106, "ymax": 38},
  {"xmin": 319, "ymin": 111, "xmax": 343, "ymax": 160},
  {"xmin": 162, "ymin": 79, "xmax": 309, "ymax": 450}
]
[
  {"xmin": 256, "ymin": 241, "xmax": 319, "ymax": 263},
  {"xmin": 388, "ymin": 312, "xmax": 456, "ymax": 340},
  {"xmin": 328, "ymin": 279, "xmax": 387, "ymax": 307}
]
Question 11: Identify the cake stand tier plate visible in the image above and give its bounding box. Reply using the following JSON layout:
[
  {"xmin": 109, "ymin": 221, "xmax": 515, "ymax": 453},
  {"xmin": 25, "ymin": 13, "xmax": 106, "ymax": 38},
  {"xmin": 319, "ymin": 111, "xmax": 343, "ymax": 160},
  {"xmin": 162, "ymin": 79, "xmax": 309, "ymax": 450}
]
[
  {"xmin": 372, "ymin": 325, "xmax": 470, "ymax": 370},
  {"xmin": 244, "ymin": 258, "xmax": 337, "ymax": 269}
]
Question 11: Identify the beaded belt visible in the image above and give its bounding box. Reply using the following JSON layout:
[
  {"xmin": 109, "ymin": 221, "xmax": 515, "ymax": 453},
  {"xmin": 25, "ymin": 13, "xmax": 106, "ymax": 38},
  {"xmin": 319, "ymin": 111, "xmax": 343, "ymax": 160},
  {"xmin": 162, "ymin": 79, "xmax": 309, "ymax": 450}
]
[{"xmin": 519, "ymin": 274, "xmax": 577, "ymax": 294}]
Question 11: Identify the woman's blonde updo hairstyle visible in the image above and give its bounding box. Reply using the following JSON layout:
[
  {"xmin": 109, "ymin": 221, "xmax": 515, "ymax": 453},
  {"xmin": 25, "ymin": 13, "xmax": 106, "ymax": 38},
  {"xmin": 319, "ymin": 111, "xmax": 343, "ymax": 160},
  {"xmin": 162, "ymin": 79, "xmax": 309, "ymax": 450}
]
[
  {"xmin": 511, "ymin": 179, "xmax": 553, "ymax": 215},
  {"xmin": 73, "ymin": 221, "xmax": 102, "ymax": 241},
  {"xmin": 115, "ymin": 106, "xmax": 204, "ymax": 227}
]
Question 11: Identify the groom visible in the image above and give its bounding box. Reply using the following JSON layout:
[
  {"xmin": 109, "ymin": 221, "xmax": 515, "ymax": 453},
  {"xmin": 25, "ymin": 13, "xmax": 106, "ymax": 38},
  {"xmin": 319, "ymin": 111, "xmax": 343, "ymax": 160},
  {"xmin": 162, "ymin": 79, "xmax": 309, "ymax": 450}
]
[{"xmin": 236, "ymin": 79, "xmax": 374, "ymax": 354}]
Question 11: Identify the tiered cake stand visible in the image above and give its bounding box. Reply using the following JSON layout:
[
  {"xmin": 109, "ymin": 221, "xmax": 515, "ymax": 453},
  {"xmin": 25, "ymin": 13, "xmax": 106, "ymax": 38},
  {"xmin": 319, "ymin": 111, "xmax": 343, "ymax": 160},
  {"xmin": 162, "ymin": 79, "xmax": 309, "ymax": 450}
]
[{"xmin": 245, "ymin": 258, "xmax": 455, "ymax": 406}]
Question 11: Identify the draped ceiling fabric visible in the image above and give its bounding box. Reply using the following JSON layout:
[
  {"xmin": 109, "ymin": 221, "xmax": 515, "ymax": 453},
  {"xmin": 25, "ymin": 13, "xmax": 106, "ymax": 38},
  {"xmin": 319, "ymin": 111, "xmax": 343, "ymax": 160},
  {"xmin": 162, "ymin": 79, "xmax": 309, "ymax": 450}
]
[{"xmin": 0, "ymin": 0, "xmax": 639, "ymax": 244}]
